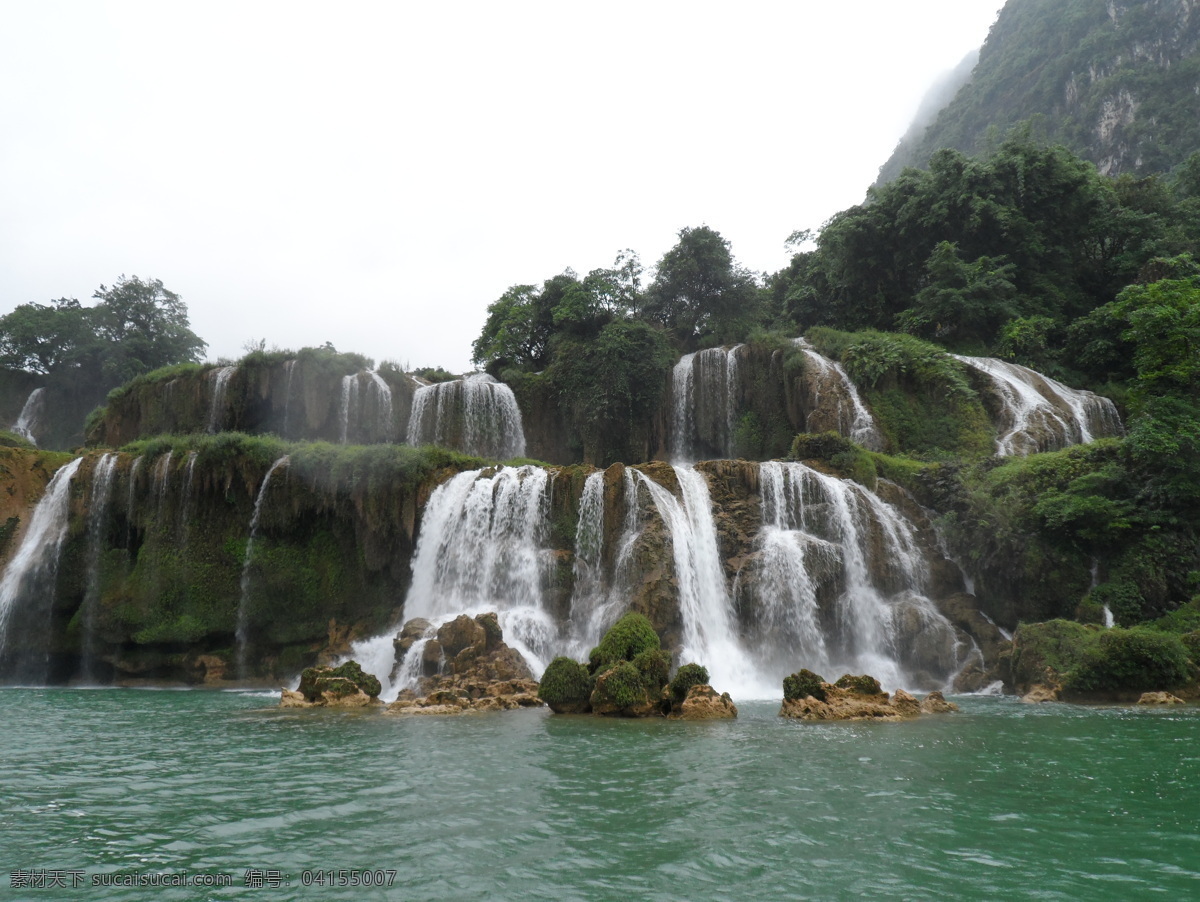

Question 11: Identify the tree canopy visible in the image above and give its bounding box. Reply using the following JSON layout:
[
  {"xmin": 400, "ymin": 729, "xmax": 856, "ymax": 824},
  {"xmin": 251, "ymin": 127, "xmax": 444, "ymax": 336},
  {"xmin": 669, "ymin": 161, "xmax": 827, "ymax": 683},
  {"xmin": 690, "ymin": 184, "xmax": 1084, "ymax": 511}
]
[{"xmin": 0, "ymin": 276, "xmax": 207, "ymax": 388}]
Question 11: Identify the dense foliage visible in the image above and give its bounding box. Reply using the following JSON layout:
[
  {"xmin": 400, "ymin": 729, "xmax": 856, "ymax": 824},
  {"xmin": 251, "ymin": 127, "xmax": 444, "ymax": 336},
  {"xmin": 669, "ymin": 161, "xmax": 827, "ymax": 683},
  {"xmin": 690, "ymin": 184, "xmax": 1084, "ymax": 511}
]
[
  {"xmin": 878, "ymin": 0, "xmax": 1200, "ymax": 183},
  {"xmin": 0, "ymin": 276, "xmax": 206, "ymax": 389}
]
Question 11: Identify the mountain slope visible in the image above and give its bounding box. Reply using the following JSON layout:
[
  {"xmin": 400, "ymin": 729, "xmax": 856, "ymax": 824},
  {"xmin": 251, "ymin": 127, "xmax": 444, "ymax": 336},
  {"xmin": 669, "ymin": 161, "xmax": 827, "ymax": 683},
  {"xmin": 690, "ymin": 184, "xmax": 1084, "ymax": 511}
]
[{"xmin": 877, "ymin": 0, "xmax": 1200, "ymax": 185}]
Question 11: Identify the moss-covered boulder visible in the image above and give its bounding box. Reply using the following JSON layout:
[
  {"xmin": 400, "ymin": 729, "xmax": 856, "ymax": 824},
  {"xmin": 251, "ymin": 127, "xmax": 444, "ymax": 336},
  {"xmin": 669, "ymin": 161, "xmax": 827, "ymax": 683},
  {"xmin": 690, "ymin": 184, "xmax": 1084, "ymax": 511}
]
[
  {"xmin": 587, "ymin": 612, "xmax": 661, "ymax": 673},
  {"xmin": 538, "ymin": 657, "xmax": 594, "ymax": 714},
  {"xmin": 590, "ymin": 661, "xmax": 658, "ymax": 716},
  {"xmin": 783, "ymin": 668, "xmax": 827, "ymax": 702},
  {"xmin": 283, "ymin": 660, "xmax": 382, "ymax": 707},
  {"xmin": 668, "ymin": 663, "xmax": 711, "ymax": 706},
  {"xmin": 834, "ymin": 673, "xmax": 884, "ymax": 695}
]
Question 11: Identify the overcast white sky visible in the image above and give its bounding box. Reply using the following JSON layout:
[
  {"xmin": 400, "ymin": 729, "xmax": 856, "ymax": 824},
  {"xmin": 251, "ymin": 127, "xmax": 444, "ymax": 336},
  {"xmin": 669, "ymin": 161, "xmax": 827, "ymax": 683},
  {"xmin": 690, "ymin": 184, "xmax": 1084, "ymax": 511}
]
[{"xmin": 0, "ymin": 1, "xmax": 1003, "ymax": 373}]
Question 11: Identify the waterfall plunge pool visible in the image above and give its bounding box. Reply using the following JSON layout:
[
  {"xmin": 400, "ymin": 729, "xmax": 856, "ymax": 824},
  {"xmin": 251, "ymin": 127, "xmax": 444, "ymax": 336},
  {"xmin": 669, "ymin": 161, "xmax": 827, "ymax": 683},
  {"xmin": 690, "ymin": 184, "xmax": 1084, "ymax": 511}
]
[{"xmin": 2, "ymin": 688, "xmax": 1197, "ymax": 900}]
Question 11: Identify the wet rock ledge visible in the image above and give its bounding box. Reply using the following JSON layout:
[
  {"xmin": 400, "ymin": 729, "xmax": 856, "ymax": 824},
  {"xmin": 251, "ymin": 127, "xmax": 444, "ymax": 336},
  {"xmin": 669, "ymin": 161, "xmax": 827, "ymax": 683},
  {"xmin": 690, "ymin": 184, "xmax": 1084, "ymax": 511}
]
[{"xmin": 778, "ymin": 669, "xmax": 958, "ymax": 721}]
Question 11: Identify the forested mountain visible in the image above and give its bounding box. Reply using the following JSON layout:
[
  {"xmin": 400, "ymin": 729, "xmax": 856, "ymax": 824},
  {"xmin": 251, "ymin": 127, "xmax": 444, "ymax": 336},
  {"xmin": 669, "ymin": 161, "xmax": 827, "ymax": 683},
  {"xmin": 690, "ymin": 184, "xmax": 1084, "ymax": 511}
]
[{"xmin": 878, "ymin": 0, "xmax": 1200, "ymax": 185}]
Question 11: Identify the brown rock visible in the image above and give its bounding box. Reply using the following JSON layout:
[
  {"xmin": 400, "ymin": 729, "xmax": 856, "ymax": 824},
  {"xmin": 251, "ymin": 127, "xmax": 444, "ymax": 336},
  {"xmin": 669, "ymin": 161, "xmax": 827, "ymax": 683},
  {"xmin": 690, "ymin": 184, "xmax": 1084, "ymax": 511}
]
[
  {"xmin": 437, "ymin": 615, "xmax": 487, "ymax": 659},
  {"xmin": 194, "ymin": 654, "xmax": 227, "ymax": 684},
  {"xmin": 1137, "ymin": 691, "xmax": 1185, "ymax": 706},
  {"xmin": 280, "ymin": 688, "xmax": 310, "ymax": 708},
  {"xmin": 1021, "ymin": 684, "xmax": 1061, "ymax": 704},
  {"xmin": 891, "ymin": 688, "xmax": 921, "ymax": 716},
  {"xmin": 675, "ymin": 685, "xmax": 738, "ymax": 720},
  {"xmin": 920, "ymin": 691, "xmax": 959, "ymax": 714}
]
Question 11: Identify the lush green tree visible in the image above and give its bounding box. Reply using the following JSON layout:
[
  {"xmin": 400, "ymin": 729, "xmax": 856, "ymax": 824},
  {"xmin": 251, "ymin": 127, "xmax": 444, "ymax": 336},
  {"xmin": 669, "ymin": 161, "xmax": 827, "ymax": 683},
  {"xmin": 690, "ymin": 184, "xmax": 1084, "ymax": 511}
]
[
  {"xmin": 89, "ymin": 276, "xmax": 207, "ymax": 383},
  {"xmin": 897, "ymin": 241, "xmax": 1020, "ymax": 343},
  {"xmin": 0, "ymin": 298, "xmax": 94, "ymax": 375},
  {"xmin": 641, "ymin": 226, "xmax": 759, "ymax": 344},
  {"xmin": 0, "ymin": 276, "xmax": 205, "ymax": 386}
]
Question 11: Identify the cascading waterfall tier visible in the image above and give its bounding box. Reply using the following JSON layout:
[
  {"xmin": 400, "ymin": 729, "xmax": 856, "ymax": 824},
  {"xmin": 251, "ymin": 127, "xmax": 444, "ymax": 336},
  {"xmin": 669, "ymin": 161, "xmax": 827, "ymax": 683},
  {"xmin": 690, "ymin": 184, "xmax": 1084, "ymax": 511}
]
[
  {"xmin": 669, "ymin": 346, "xmax": 742, "ymax": 462},
  {"xmin": 206, "ymin": 366, "xmax": 237, "ymax": 434},
  {"xmin": 338, "ymin": 370, "xmax": 397, "ymax": 444},
  {"xmin": 406, "ymin": 374, "xmax": 526, "ymax": 459},
  {"xmin": 634, "ymin": 465, "xmax": 765, "ymax": 697},
  {"xmin": 11, "ymin": 387, "xmax": 46, "ymax": 446},
  {"xmin": 80, "ymin": 453, "xmax": 119, "ymax": 682},
  {"xmin": 738, "ymin": 462, "xmax": 968, "ymax": 690},
  {"xmin": 0, "ymin": 458, "xmax": 84, "ymax": 681},
  {"xmin": 236, "ymin": 456, "xmax": 290, "ymax": 679},
  {"xmin": 794, "ymin": 340, "xmax": 884, "ymax": 451},
  {"xmin": 954, "ymin": 355, "xmax": 1123, "ymax": 455},
  {"xmin": 382, "ymin": 466, "xmax": 554, "ymax": 695}
]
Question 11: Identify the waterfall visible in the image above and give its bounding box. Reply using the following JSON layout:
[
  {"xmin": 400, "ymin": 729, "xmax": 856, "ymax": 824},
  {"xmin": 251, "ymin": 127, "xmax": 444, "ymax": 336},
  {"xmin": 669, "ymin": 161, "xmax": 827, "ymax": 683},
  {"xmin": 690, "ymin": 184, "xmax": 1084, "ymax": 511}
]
[
  {"xmin": 795, "ymin": 340, "xmax": 883, "ymax": 451},
  {"xmin": 338, "ymin": 371, "xmax": 394, "ymax": 444},
  {"xmin": 0, "ymin": 458, "xmax": 84, "ymax": 682},
  {"xmin": 80, "ymin": 453, "xmax": 119, "ymax": 682},
  {"xmin": 565, "ymin": 471, "xmax": 634, "ymax": 658},
  {"xmin": 178, "ymin": 451, "xmax": 199, "ymax": 545},
  {"xmin": 338, "ymin": 374, "xmax": 359, "ymax": 444},
  {"xmin": 236, "ymin": 456, "xmax": 290, "ymax": 680},
  {"xmin": 367, "ymin": 372, "xmax": 394, "ymax": 441},
  {"xmin": 11, "ymin": 387, "xmax": 46, "ymax": 446},
  {"xmin": 634, "ymin": 466, "xmax": 765, "ymax": 696},
  {"xmin": 953, "ymin": 355, "xmax": 1123, "ymax": 455},
  {"xmin": 152, "ymin": 451, "xmax": 173, "ymax": 517},
  {"xmin": 207, "ymin": 366, "xmax": 237, "ymax": 433},
  {"xmin": 282, "ymin": 359, "xmax": 297, "ymax": 439},
  {"xmin": 669, "ymin": 346, "xmax": 743, "ymax": 462},
  {"xmin": 394, "ymin": 465, "xmax": 554, "ymax": 688},
  {"xmin": 740, "ymin": 462, "xmax": 966, "ymax": 690},
  {"xmin": 407, "ymin": 374, "xmax": 526, "ymax": 459}
]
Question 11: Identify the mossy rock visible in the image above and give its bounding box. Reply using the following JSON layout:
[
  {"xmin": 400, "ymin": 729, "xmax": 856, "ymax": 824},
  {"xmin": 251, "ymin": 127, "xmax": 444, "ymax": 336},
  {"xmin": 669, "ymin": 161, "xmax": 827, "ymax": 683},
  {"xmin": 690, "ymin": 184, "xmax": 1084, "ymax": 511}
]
[
  {"xmin": 668, "ymin": 662, "xmax": 710, "ymax": 705},
  {"xmin": 298, "ymin": 660, "xmax": 381, "ymax": 701},
  {"xmin": 834, "ymin": 673, "xmax": 883, "ymax": 695},
  {"xmin": 538, "ymin": 657, "xmax": 594, "ymax": 714},
  {"xmin": 632, "ymin": 648, "xmax": 671, "ymax": 691},
  {"xmin": 1063, "ymin": 628, "xmax": 1192, "ymax": 694},
  {"xmin": 783, "ymin": 668, "xmax": 827, "ymax": 702},
  {"xmin": 587, "ymin": 612, "xmax": 661, "ymax": 674},
  {"xmin": 590, "ymin": 661, "xmax": 651, "ymax": 714}
]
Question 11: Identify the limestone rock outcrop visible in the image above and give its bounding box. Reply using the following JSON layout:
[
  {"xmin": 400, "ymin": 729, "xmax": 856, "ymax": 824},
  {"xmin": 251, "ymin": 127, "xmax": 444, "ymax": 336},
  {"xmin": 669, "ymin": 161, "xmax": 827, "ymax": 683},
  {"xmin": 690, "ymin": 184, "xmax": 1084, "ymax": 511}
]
[
  {"xmin": 779, "ymin": 671, "xmax": 958, "ymax": 721},
  {"xmin": 280, "ymin": 660, "xmax": 383, "ymax": 708},
  {"xmin": 384, "ymin": 613, "xmax": 543, "ymax": 715}
]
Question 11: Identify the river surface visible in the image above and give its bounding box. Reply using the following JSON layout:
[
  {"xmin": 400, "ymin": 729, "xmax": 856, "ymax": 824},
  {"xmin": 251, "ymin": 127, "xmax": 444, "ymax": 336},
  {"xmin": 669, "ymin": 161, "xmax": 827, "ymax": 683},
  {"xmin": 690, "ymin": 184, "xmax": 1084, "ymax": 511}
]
[{"xmin": 1, "ymin": 689, "xmax": 1197, "ymax": 900}]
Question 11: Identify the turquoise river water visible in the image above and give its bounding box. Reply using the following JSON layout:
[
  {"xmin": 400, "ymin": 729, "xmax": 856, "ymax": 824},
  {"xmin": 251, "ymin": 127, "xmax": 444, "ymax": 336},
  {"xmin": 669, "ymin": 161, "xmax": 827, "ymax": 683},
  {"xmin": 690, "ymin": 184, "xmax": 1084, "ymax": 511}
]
[{"xmin": 0, "ymin": 689, "xmax": 1197, "ymax": 900}]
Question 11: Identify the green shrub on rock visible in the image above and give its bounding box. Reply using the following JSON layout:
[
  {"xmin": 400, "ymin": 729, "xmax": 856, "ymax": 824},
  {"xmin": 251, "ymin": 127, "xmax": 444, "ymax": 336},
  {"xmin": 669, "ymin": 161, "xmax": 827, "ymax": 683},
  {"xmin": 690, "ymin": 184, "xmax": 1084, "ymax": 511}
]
[
  {"xmin": 591, "ymin": 661, "xmax": 647, "ymax": 711},
  {"xmin": 1064, "ymin": 628, "xmax": 1191, "ymax": 693},
  {"xmin": 587, "ymin": 612, "xmax": 660, "ymax": 673},
  {"xmin": 783, "ymin": 669, "xmax": 827, "ymax": 702},
  {"xmin": 834, "ymin": 673, "xmax": 883, "ymax": 695},
  {"xmin": 298, "ymin": 660, "xmax": 381, "ymax": 701},
  {"xmin": 538, "ymin": 657, "xmax": 594, "ymax": 714},
  {"xmin": 669, "ymin": 663, "xmax": 710, "ymax": 704},
  {"xmin": 632, "ymin": 648, "xmax": 671, "ymax": 691}
]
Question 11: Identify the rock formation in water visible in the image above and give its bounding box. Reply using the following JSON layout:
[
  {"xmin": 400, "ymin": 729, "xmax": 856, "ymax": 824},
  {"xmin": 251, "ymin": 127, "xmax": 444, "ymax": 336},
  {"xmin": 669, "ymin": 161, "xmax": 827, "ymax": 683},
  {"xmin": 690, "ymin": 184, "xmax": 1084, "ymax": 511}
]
[
  {"xmin": 778, "ymin": 670, "xmax": 959, "ymax": 721},
  {"xmin": 280, "ymin": 660, "xmax": 383, "ymax": 708},
  {"xmin": 384, "ymin": 613, "xmax": 541, "ymax": 714}
]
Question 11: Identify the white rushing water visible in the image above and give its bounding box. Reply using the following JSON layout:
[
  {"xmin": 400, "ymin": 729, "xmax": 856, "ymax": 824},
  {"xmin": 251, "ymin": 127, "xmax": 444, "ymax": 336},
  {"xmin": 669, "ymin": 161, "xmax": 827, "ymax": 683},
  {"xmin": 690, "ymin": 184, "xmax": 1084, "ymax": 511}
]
[
  {"xmin": 11, "ymin": 387, "xmax": 46, "ymax": 446},
  {"xmin": 795, "ymin": 340, "xmax": 884, "ymax": 451},
  {"xmin": 953, "ymin": 355, "xmax": 1123, "ymax": 455},
  {"xmin": 669, "ymin": 346, "xmax": 743, "ymax": 462},
  {"xmin": 0, "ymin": 458, "xmax": 84, "ymax": 677},
  {"xmin": 635, "ymin": 465, "xmax": 768, "ymax": 696},
  {"xmin": 80, "ymin": 453, "xmax": 119, "ymax": 682},
  {"xmin": 236, "ymin": 456, "xmax": 290, "ymax": 679},
  {"xmin": 206, "ymin": 366, "xmax": 237, "ymax": 434},
  {"xmin": 741, "ymin": 462, "xmax": 966, "ymax": 691},
  {"xmin": 391, "ymin": 466, "xmax": 555, "ymax": 690},
  {"xmin": 565, "ymin": 469, "xmax": 643, "ymax": 659},
  {"xmin": 407, "ymin": 374, "xmax": 526, "ymax": 459},
  {"xmin": 281, "ymin": 359, "xmax": 297, "ymax": 439}
]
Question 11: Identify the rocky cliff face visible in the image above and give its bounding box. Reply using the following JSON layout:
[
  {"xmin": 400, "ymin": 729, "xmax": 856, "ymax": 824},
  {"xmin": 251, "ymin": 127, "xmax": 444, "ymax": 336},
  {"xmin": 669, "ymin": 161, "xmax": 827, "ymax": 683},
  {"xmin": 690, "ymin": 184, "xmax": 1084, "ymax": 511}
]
[
  {"xmin": 878, "ymin": 0, "xmax": 1200, "ymax": 184},
  {"xmin": 0, "ymin": 446, "xmax": 1003, "ymax": 691},
  {"xmin": 89, "ymin": 351, "xmax": 418, "ymax": 447}
]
